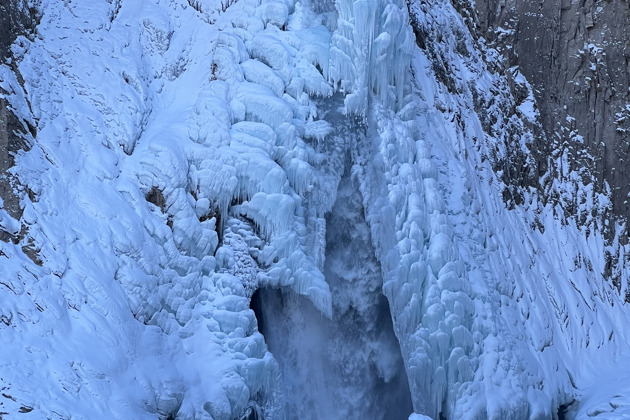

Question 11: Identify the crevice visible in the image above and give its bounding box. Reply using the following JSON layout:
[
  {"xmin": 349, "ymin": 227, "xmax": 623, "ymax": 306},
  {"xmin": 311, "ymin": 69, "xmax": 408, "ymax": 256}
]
[
  {"xmin": 237, "ymin": 403, "xmax": 263, "ymax": 420},
  {"xmin": 146, "ymin": 186, "xmax": 167, "ymax": 212},
  {"xmin": 249, "ymin": 287, "xmax": 268, "ymax": 337}
]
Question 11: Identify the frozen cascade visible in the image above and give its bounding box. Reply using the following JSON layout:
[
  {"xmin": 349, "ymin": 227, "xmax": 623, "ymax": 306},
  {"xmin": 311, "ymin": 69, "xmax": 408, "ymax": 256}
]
[
  {"xmin": 251, "ymin": 153, "xmax": 413, "ymax": 420},
  {"xmin": 352, "ymin": 0, "xmax": 630, "ymax": 418}
]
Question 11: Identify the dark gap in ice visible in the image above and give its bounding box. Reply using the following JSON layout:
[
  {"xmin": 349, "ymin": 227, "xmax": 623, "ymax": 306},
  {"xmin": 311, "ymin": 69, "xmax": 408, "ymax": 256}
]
[
  {"xmin": 146, "ymin": 186, "xmax": 166, "ymax": 212},
  {"xmin": 237, "ymin": 403, "xmax": 263, "ymax": 420},
  {"xmin": 557, "ymin": 399, "xmax": 578, "ymax": 420},
  {"xmin": 249, "ymin": 287, "xmax": 268, "ymax": 337},
  {"xmin": 249, "ymin": 162, "xmax": 413, "ymax": 420}
]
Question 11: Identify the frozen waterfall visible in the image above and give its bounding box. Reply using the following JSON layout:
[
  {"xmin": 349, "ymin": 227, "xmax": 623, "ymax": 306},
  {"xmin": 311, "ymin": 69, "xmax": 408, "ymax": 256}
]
[{"xmin": 2, "ymin": 0, "xmax": 630, "ymax": 418}]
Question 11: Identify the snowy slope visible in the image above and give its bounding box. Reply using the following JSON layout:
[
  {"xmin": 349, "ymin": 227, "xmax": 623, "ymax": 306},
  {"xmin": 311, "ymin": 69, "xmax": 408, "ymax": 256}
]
[{"xmin": 1, "ymin": 0, "xmax": 630, "ymax": 419}]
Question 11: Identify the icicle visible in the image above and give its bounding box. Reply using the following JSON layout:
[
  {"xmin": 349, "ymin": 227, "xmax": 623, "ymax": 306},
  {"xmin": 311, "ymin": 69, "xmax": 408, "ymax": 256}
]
[{"xmin": 329, "ymin": 0, "xmax": 413, "ymax": 115}]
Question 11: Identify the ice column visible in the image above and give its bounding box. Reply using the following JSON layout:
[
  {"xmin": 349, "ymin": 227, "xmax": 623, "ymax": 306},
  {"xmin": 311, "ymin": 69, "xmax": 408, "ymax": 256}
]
[{"xmin": 329, "ymin": 0, "xmax": 413, "ymax": 115}]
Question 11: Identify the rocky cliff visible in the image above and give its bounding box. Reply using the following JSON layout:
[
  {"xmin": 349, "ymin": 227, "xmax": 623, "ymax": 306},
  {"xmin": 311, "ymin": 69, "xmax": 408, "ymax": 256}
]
[
  {"xmin": 476, "ymin": 0, "xmax": 630, "ymax": 231},
  {"xmin": 0, "ymin": 0, "xmax": 38, "ymax": 234}
]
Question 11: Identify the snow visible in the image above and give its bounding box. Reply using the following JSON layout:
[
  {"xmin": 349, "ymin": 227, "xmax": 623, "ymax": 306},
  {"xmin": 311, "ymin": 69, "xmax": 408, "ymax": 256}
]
[
  {"xmin": 576, "ymin": 357, "xmax": 630, "ymax": 419},
  {"xmin": 0, "ymin": 203, "xmax": 20, "ymax": 237},
  {"xmin": 409, "ymin": 415, "xmax": 433, "ymax": 420}
]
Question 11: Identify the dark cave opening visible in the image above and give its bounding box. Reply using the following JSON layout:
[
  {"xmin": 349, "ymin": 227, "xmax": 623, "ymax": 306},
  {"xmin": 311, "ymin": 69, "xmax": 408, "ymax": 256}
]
[
  {"xmin": 557, "ymin": 399, "xmax": 578, "ymax": 420},
  {"xmin": 250, "ymin": 287, "xmax": 267, "ymax": 337}
]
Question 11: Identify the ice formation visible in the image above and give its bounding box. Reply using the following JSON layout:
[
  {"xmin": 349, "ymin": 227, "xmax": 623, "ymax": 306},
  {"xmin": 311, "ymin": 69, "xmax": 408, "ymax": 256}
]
[
  {"xmin": 329, "ymin": 0, "xmax": 412, "ymax": 115},
  {"xmin": 1, "ymin": 0, "xmax": 630, "ymax": 418}
]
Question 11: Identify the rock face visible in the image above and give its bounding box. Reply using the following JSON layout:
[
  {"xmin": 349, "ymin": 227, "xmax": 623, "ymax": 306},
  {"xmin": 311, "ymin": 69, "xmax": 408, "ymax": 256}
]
[
  {"xmin": 0, "ymin": 0, "xmax": 30, "ymax": 60},
  {"xmin": 475, "ymin": 0, "xmax": 630, "ymax": 226},
  {"xmin": 0, "ymin": 0, "xmax": 36, "ymax": 230}
]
